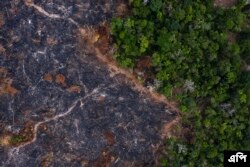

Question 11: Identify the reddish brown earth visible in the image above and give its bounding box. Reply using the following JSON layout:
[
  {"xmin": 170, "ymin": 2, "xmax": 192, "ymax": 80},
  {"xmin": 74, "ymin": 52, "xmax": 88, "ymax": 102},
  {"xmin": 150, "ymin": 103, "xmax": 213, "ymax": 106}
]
[{"xmin": 214, "ymin": 0, "xmax": 237, "ymax": 8}]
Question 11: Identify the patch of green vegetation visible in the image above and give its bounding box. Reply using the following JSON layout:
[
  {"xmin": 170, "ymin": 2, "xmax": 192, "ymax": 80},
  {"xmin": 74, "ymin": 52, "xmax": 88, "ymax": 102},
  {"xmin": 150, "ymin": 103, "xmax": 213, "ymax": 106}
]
[
  {"xmin": 10, "ymin": 135, "xmax": 26, "ymax": 145},
  {"xmin": 111, "ymin": 0, "xmax": 250, "ymax": 166}
]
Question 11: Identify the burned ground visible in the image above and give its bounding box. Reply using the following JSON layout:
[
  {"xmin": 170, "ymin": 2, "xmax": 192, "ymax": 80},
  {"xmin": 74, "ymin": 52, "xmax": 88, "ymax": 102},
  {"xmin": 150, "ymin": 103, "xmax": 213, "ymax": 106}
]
[{"xmin": 0, "ymin": 0, "xmax": 177, "ymax": 166}]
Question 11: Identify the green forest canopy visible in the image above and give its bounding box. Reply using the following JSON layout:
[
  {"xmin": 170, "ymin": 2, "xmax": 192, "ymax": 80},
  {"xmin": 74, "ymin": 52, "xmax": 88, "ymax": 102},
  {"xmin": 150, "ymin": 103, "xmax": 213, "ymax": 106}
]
[{"xmin": 111, "ymin": 0, "xmax": 250, "ymax": 166}]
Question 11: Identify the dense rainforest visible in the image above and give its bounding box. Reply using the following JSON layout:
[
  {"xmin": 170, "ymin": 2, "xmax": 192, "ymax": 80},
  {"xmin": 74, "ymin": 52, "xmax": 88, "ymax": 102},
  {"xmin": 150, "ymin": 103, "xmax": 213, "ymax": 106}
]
[{"xmin": 110, "ymin": 0, "xmax": 250, "ymax": 166}]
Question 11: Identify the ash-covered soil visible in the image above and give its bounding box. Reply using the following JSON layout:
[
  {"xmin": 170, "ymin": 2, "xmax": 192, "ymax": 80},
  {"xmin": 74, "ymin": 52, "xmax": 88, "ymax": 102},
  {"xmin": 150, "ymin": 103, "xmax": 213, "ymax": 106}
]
[{"xmin": 0, "ymin": 0, "xmax": 177, "ymax": 166}]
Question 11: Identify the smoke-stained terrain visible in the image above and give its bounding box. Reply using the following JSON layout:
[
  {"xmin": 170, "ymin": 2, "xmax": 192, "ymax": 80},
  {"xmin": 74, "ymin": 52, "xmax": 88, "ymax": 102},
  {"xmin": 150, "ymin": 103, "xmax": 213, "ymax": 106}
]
[{"xmin": 0, "ymin": 0, "xmax": 177, "ymax": 166}]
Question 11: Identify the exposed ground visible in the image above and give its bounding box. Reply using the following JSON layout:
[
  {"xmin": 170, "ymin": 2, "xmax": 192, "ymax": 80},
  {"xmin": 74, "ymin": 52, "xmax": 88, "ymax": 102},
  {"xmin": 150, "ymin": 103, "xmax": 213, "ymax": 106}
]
[
  {"xmin": 0, "ymin": 0, "xmax": 178, "ymax": 166},
  {"xmin": 214, "ymin": 0, "xmax": 237, "ymax": 8}
]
